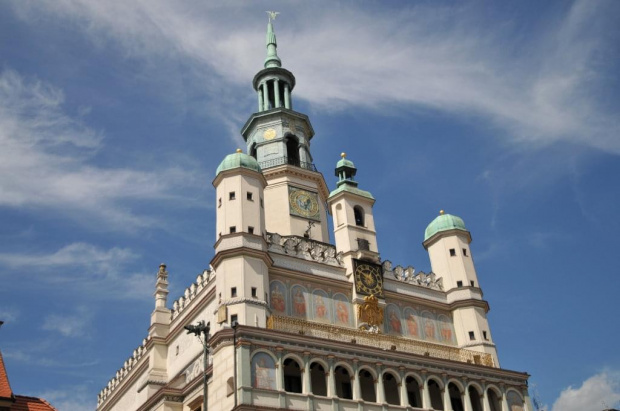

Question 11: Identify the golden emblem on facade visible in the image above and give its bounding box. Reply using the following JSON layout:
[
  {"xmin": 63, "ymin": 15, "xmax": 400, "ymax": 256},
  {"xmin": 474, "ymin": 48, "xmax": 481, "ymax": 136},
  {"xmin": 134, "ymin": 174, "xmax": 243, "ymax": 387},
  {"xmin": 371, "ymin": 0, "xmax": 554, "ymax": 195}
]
[{"xmin": 357, "ymin": 294, "xmax": 383, "ymax": 332}]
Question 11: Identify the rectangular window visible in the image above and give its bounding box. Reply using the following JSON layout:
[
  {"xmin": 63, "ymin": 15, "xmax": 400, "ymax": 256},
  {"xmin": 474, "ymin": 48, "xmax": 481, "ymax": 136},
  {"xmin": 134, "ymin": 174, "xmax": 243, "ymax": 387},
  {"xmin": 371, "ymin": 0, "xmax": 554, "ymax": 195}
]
[
  {"xmin": 470, "ymin": 280, "xmax": 475, "ymax": 287},
  {"xmin": 251, "ymin": 287, "xmax": 257, "ymax": 298},
  {"xmin": 218, "ymin": 198, "xmax": 222, "ymax": 208},
  {"xmin": 469, "ymin": 331, "xmax": 475, "ymax": 340},
  {"xmin": 483, "ymin": 331, "xmax": 488, "ymax": 340},
  {"xmin": 450, "ymin": 248, "xmax": 456, "ymax": 257},
  {"xmin": 229, "ymin": 192, "xmax": 236, "ymax": 200},
  {"xmin": 248, "ymin": 226, "xmax": 254, "ymax": 234},
  {"xmin": 457, "ymin": 281, "xmax": 463, "ymax": 288},
  {"xmin": 463, "ymin": 248, "xmax": 468, "ymax": 256},
  {"xmin": 231, "ymin": 314, "xmax": 238, "ymax": 327},
  {"xmin": 229, "ymin": 226, "xmax": 236, "ymax": 234},
  {"xmin": 247, "ymin": 192, "xmax": 253, "ymax": 201},
  {"xmin": 231, "ymin": 287, "xmax": 237, "ymax": 298}
]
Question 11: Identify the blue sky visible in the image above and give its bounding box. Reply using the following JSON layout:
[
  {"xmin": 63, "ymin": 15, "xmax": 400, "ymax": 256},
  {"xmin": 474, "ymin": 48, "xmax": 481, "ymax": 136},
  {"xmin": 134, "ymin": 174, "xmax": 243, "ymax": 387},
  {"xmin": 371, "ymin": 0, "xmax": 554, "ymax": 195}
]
[{"xmin": 0, "ymin": 1, "xmax": 619, "ymax": 410}]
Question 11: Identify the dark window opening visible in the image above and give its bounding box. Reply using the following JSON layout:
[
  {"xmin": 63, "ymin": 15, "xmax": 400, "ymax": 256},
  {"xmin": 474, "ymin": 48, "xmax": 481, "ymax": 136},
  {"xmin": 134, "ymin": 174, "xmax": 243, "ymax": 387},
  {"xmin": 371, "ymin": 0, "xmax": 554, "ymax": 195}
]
[
  {"xmin": 334, "ymin": 366, "xmax": 352, "ymax": 399},
  {"xmin": 231, "ymin": 287, "xmax": 237, "ymax": 298},
  {"xmin": 218, "ymin": 198, "xmax": 222, "ymax": 208},
  {"xmin": 229, "ymin": 226, "xmax": 236, "ymax": 234},
  {"xmin": 449, "ymin": 382, "xmax": 465, "ymax": 411},
  {"xmin": 470, "ymin": 280, "xmax": 475, "ymax": 287},
  {"xmin": 230, "ymin": 314, "xmax": 238, "ymax": 326},
  {"xmin": 406, "ymin": 376, "xmax": 422, "ymax": 407},
  {"xmin": 283, "ymin": 358, "xmax": 302, "ymax": 393},
  {"xmin": 247, "ymin": 192, "xmax": 253, "ymax": 201},
  {"xmin": 251, "ymin": 287, "xmax": 257, "ymax": 298},
  {"xmin": 483, "ymin": 331, "xmax": 488, "ymax": 340},
  {"xmin": 469, "ymin": 386, "xmax": 483, "ymax": 411},
  {"xmin": 428, "ymin": 379, "xmax": 443, "ymax": 410},
  {"xmin": 457, "ymin": 281, "xmax": 463, "ymax": 288},
  {"xmin": 354, "ymin": 206, "xmax": 365, "ymax": 227},
  {"xmin": 383, "ymin": 372, "xmax": 400, "ymax": 405},
  {"xmin": 488, "ymin": 390, "xmax": 502, "ymax": 411},
  {"xmin": 359, "ymin": 369, "xmax": 376, "ymax": 402},
  {"xmin": 310, "ymin": 362, "xmax": 327, "ymax": 396},
  {"xmin": 229, "ymin": 192, "xmax": 236, "ymax": 200},
  {"xmin": 450, "ymin": 248, "xmax": 456, "ymax": 256},
  {"xmin": 285, "ymin": 137, "xmax": 300, "ymax": 167},
  {"xmin": 463, "ymin": 248, "xmax": 468, "ymax": 256},
  {"xmin": 260, "ymin": 198, "xmax": 264, "ymax": 208},
  {"xmin": 248, "ymin": 226, "xmax": 254, "ymax": 234},
  {"xmin": 469, "ymin": 331, "xmax": 475, "ymax": 340},
  {"xmin": 357, "ymin": 238, "xmax": 370, "ymax": 251},
  {"xmin": 249, "ymin": 144, "xmax": 257, "ymax": 160}
]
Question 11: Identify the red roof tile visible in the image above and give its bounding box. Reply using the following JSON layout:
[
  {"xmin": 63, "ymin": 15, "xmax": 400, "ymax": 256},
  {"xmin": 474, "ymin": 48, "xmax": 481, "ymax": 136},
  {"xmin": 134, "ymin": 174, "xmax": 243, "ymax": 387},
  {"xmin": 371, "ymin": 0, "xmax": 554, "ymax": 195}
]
[
  {"xmin": 12, "ymin": 395, "xmax": 58, "ymax": 411},
  {"xmin": 0, "ymin": 350, "xmax": 14, "ymax": 399}
]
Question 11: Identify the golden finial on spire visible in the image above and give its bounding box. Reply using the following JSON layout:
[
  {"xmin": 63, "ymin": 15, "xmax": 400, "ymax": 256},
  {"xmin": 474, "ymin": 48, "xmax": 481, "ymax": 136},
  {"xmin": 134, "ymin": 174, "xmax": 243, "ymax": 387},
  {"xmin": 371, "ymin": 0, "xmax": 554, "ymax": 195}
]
[
  {"xmin": 340, "ymin": 152, "xmax": 346, "ymax": 158},
  {"xmin": 236, "ymin": 148, "xmax": 243, "ymax": 153},
  {"xmin": 439, "ymin": 210, "xmax": 445, "ymax": 215}
]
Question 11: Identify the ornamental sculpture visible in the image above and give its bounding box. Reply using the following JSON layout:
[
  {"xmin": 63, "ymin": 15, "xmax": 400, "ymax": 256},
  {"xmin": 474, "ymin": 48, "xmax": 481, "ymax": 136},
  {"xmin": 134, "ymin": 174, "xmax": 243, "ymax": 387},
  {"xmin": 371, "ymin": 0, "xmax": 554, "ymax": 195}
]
[{"xmin": 357, "ymin": 294, "xmax": 383, "ymax": 333}]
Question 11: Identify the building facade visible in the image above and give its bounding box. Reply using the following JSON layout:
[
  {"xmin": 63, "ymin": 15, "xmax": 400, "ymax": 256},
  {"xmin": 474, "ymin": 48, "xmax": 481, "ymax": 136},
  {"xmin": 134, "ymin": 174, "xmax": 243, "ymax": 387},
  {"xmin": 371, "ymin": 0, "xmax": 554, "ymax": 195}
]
[{"xmin": 96, "ymin": 18, "xmax": 533, "ymax": 411}]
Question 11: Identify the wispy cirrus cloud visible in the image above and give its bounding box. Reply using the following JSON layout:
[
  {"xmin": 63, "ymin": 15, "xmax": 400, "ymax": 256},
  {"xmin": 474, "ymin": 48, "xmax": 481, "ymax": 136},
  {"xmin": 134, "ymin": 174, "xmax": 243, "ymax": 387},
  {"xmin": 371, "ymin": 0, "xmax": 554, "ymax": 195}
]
[
  {"xmin": 0, "ymin": 69, "xmax": 204, "ymax": 231},
  {"xmin": 11, "ymin": 0, "xmax": 620, "ymax": 154},
  {"xmin": 42, "ymin": 307, "xmax": 94, "ymax": 338}
]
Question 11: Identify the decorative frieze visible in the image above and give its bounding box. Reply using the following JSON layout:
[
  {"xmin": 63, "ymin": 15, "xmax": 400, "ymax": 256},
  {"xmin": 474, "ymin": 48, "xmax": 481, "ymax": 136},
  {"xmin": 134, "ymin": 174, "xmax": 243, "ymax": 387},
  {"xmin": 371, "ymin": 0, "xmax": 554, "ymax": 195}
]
[
  {"xmin": 267, "ymin": 232, "xmax": 343, "ymax": 267},
  {"xmin": 382, "ymin": 260, "xmax": 443, "ymax": 290}
]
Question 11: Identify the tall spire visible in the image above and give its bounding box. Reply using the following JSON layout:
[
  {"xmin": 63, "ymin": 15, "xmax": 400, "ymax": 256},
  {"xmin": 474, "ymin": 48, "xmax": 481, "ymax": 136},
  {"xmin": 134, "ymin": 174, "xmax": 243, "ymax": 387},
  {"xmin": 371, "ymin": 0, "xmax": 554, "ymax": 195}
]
[{"xmin": 265, "ymin": 11, "xmax": 282, "ymax": 68}]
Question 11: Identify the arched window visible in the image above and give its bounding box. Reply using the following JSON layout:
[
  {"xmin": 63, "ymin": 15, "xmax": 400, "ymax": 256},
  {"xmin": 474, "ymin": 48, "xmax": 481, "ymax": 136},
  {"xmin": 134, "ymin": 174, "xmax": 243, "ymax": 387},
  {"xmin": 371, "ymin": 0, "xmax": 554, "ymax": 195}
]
[
  {"xmin": 469, "ymin": 386, "xmax": 483, "ymax": 411},
  {"xmin": 354, "ymin": 205, "xmax": 365, "ymax": 227},
  {"xmin": 449, "ymin": 382, "xmax": 465, "ymax": 411},
  {"xmin": 335, "ymin": 203, "xmax": 344, "ymax": 226},
  {"xmin": 283, "ymin": 358, "xmax": 302, "ymax": 393},
  {"xmin": 428, "ymin": 379, "xmax": 444, "ymax": 410},
  {"xmin": 487, "ymin": 388, "xmax": 502, "ymax": 411},
  {"xmin": 507, "ymin": 391, "xmax": 525, "ymax": 411},
  {"xmin": 286, "ymin": 136, "xmax": 300, "ymax": 167},
  {"xmin": 383, "ymin": 372, "xmax": 400, "ymax": 405},
  {"xmin": 359, "ymin": 369, "xmax": 376, "ymax": 402},
  {"xmin": 249, "ymin": 143, "xmax": 257, "ymax": 160},
  {"xmin": 334, "ymin": 366, "xmax": 352, "ymax": 399},
  {"xmin": 309, "ymin": 362, "xmax": 327, "ymax": 396},
  {"xmin": 406, "ymin": 376, "xmax": 422, "ymax": 407}
]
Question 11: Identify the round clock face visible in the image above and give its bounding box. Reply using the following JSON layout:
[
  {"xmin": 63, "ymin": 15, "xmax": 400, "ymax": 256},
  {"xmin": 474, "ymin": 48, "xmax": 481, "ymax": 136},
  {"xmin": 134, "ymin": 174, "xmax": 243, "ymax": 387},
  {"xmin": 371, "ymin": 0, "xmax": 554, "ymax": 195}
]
[
  {"xmin": 289, "ymin": 189, "xmax": 320, "ymax": 219},
  {"xmin": 263, "ymin": 128, "xmax": 277, "ymax": 140},
  {"xmin": 355, "ymin": 263, "xmax": 383, "ymax": 296}
]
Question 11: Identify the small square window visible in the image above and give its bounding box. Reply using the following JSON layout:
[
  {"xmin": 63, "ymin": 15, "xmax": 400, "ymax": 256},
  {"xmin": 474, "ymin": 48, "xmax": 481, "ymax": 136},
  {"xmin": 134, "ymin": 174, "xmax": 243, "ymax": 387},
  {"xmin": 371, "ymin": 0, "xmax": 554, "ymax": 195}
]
[
  {"xmin": 469, "ymin": 331, "xmax": 475, "ymax": 341},
  {"xmin": 248, "ymin": 226, "xmax": 254, "ymax": 234},
  {"xmin": 247, "ymin": 192, "xmax": 253, "ymax": 201},
  {"xmin": 251, "ymin": 287, "xmax": 257, "ymax": 298},
  {"xmin": 450, "ymin": 248, "xmax": 456, "ymax": 257},
  {"xmin": 231, "ymin": 314, "xmax": 238, "ymax": 327},
  {"xmin": 229, "ymin": 226, "xmax": 236, "ymax": 234},
  {"xmin": 218, "ymin": 198, "xmax": 222, "ymax": 208},
  {"xmin": 483, "ymin": 331, "xmax": 488, "ymax": 340},
  {"xmin": 463, "ymin": 248, "xmax": 468, "ymax": 256},
  {"xmin": 457, "ymin": 281, "xmax": 463, "ymax": 288},
  {"xmin": 229, "ymin": 192, "xmax": 236, "ymax": 200},
  {"xmin": 470, "ymin": 280, "xmax": 475, "ymax": 287},
  {"xmin": 231, "ymin": 287, "xmax": 237, "ymax": 298}
]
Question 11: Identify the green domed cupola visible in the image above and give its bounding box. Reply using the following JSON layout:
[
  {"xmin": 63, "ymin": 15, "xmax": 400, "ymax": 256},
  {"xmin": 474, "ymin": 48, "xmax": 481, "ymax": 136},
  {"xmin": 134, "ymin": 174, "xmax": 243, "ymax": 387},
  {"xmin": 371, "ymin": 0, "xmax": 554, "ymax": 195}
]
[
  {"xmin": 328, "ymin": 153, "xmax": 374, "ymax": 200},
  {"xmin": 424, "ymin": 210, "xmax": 468, "ymax": 241},
  {"xmin": 215, "ymin": 149, "xmax": 262, "ymax": 176}
]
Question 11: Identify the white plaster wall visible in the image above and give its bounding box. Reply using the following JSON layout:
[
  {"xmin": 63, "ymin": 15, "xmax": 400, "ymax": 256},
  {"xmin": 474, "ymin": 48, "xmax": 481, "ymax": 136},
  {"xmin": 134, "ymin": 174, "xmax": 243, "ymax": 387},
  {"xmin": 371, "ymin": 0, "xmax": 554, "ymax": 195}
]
[
  {"xmin": 427, "ymin": 233, "xmax": 478, "ymax": 290},
  {"xmin": 215, "ymin": 173, "xmax": 265, "ymax": 241}
]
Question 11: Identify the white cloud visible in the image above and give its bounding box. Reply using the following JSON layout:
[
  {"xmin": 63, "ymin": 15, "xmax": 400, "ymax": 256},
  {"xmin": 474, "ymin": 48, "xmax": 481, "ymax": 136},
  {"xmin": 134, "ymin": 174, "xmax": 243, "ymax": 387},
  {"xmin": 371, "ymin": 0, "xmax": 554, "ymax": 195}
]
[
  {"xmin": 11, "ymin": 0, "xmax": 620, "ymax": 154},
  {"xmin": 42, "ymin": 307, "xmax": 93, "ymax": 338},
  {"xmin": 36, "ymin": 386, "xmax": 96, "ymax": 411},
  {"xmin": 552, "ymin": 371, "xmax": 620, "ymax": 411},
  {"xmin": 0, "ymin": 242, "xmax": 153, "ymax": 300},
  {"xmin": 0, "ymin": 69, "xmax": 204, "ymax": 231}
]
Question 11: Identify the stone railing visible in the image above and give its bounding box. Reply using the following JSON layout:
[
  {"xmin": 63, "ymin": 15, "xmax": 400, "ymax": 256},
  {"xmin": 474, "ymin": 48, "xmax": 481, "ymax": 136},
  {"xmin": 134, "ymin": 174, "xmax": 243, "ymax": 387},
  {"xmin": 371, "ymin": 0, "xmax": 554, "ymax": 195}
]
[
  {"xmin": 171, "ymin": 269, "xmax": 213, "ymax": 320},
  {"xmin": 259, "ymin": 156, "xmax": 317, "ymax": 172},
  {"xmin": 382, "ymin": 260, "xmax": 443, "ymax": 290},
  {"xmin": 267, "ymin": 315, "xmax": 495, "ymax": 367},
  {"xmin": 266, "ymin": 233, "xmax": 343, "ymax": 267},
  {"xmin": 97, "ymin": 336, "xmax": 150, "ymax": 407}
]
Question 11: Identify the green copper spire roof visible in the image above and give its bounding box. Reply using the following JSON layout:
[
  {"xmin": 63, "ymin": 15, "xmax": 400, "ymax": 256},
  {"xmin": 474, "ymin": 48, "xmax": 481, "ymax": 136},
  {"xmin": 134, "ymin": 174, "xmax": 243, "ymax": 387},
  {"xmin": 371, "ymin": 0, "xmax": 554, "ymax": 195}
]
[
  {"xmin": 328, "ymin": 153, "xmax": 375, "ymax": 200},
  {"xmin": 264, "ymin": 12, "xmax": 282, "ymax": 68},
  {"xmin": 424, "ymin": 210, "xmax": 468, "ymax": 241},
  {"xmin": 216, "ymin": 149, "xmax": 262, "ymax": 176}
]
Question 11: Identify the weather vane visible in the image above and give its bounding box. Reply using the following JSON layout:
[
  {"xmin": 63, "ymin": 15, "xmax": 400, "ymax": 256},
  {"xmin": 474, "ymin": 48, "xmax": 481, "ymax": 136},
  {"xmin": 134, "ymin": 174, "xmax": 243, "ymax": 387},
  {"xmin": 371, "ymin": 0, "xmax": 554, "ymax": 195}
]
[{"xmin": 266, "ymin": 11, "xmax": 280, "ymax": 22}]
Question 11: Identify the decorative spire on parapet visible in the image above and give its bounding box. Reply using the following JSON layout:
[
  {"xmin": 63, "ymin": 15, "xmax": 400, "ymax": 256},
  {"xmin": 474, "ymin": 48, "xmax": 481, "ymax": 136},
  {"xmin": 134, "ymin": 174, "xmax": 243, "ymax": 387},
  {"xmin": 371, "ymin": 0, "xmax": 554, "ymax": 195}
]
[
  {"xmin": 154, "ymin": 263, "xmax": 169, "ymax": 309},
  {"xmin": 265, "ymin": 11, "xmax": 282, "ymax": 68},
  {"xmin": 335, "ymin": 152, "xmax": 359, "ymax": 188}
]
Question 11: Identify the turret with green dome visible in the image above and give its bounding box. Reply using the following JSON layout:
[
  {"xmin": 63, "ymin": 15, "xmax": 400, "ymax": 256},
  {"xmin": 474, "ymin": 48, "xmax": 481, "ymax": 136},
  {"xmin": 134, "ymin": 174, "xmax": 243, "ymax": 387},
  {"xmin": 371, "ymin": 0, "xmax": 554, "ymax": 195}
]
[
  {"xmin": 215, "ymin": 149, "xmax": 262, "ymax": 176},
  {"xmin": 424, "ymin": 210, "xmax": 469, "ymax": 242}
]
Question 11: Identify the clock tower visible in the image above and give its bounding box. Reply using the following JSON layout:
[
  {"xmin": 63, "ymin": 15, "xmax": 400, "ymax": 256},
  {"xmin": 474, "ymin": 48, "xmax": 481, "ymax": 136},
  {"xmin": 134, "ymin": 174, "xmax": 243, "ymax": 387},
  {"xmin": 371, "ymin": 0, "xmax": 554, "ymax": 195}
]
[{"xmin": 241, "ymin": 18, "xmax": 329, "ymax": 242}]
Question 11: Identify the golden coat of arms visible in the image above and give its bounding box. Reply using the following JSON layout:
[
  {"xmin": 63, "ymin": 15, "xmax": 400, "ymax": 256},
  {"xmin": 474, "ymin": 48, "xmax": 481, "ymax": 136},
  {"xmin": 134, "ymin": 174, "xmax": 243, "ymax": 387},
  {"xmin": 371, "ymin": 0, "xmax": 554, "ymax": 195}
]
[{"xmin": 357, "ymin": 294, "xmax": 383, "ymax": 332}]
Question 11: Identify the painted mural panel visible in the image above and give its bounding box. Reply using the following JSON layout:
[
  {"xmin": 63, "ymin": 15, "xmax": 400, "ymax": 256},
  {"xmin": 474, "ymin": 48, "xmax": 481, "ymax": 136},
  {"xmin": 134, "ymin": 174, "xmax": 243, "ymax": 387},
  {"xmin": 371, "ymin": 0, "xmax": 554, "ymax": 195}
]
[
  {"xmin": 269, "ymin": 281, "xmax": 287, "ymax": 315},
  {"xmin": 251, "ymin": 352, "xmax": 277, "ymax": 390},
  {"xmin": 384, "ymin": 304, "xmax": 403, "ymax": 335},
  {"xmin": 290, "ymin": 284, "xmax": 309, "ymax": 319},
  {"xmin": 507, "ymin": 391, "xmax": 524, "ymax": 411},
  {"xmin": 403, "ymin": 308, "xmax": 420, "ymax": 338},
  {"xmin": 333, "ymin": 293, "xmax": 352, "ymax": 326},
  {"xmin": 421, "ymin": 311, "xmax": 438, "ymax": 341},
  {"xmin": 437, "ymin": 314, "xmax": 456, "ymax": 344},
  {"xmin": 312, "ymin": 289, "xmax": 331, "ymax": 323}
]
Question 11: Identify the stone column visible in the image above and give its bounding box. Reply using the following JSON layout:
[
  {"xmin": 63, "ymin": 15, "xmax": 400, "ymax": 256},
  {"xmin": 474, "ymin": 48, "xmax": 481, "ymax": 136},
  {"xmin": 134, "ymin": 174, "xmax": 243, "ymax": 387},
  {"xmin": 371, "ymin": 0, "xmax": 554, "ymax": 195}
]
[
  {"xmin": 443, "ymin": 375, "xmax": 453, "ymax": 411},
  {"xmin": 327, "ymin": 355, "xmax": 336, "ymax": 398},
  {"xmin": 352, "ymin": 359, "xmax": 360, "ymax": 401},
  {"xmin": 398, "ymin": 367, "xmax": 408, "ymax": 407},
  {"xmin": 274, "ymin": 79, "xmax": 281, "ymax": 108},
  {"xmin": 262, "ymin": 82, "xmax": 269, "ymax": 110},
  {"xmin": 421, "ymin": 371, "xmax": 431, "ymax": 409},
  {"xmin": 501, "ymin": 385, "xmax": 509, "ymax": 411},
  {"xmin": 276, "ymin": 348, "xmax": 284, "ymax": 391},
  {"xmin": 284, "ymin": 83, "xmax": 291, "ymax": 109},
  {"xmin": 257, "ymin": 88, "xmax": 263, "ymax": 111},
  {"xmin": 482, "ymin": 385, "xmax": 491, "ymax": 411},
  {"xmin": 302, "ymin": 352, "xmax": 311, "ymax": 394},
  {"xmin": 463, "ymin": 379, "xmax": 473, "ymax": 411},
  {"xmin": 376, "ymin": 364, "xmax": 384, "ymax": 404}
]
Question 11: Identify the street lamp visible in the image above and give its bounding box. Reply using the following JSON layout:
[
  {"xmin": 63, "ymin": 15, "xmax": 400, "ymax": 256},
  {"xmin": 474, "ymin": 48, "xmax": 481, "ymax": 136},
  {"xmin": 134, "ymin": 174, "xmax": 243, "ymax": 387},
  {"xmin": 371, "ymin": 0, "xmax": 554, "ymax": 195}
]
[{"xmin": 184, "ymin": 320, "xmax": 210, "ymax": 411}]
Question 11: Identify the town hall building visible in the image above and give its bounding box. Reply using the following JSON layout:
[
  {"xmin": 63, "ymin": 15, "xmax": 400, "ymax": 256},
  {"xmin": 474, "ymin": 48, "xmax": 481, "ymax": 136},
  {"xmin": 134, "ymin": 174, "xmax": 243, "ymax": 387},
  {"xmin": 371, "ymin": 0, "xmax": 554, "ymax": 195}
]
[{"xmin": 96, "ymin": 16, "xmax": 534, "ymax": 411}]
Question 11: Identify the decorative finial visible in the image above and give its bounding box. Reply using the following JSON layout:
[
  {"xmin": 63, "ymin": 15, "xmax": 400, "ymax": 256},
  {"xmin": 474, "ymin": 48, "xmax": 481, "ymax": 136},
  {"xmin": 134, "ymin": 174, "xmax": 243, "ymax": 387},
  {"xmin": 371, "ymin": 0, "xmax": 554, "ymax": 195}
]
[
  {"xmin": 341, "ymin": 152, "xmax": 346, "ymax": 158},
  {"xmin": 236, "ymin": 148, "xmax": 242, "ymax": 153},
  {"xmin": 439, "ymin": 210, "xmax": 445, "ymax": 215},
  {"xmin": 266, "ymin": 11, "xmax": 279, "ymax": 22}
]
